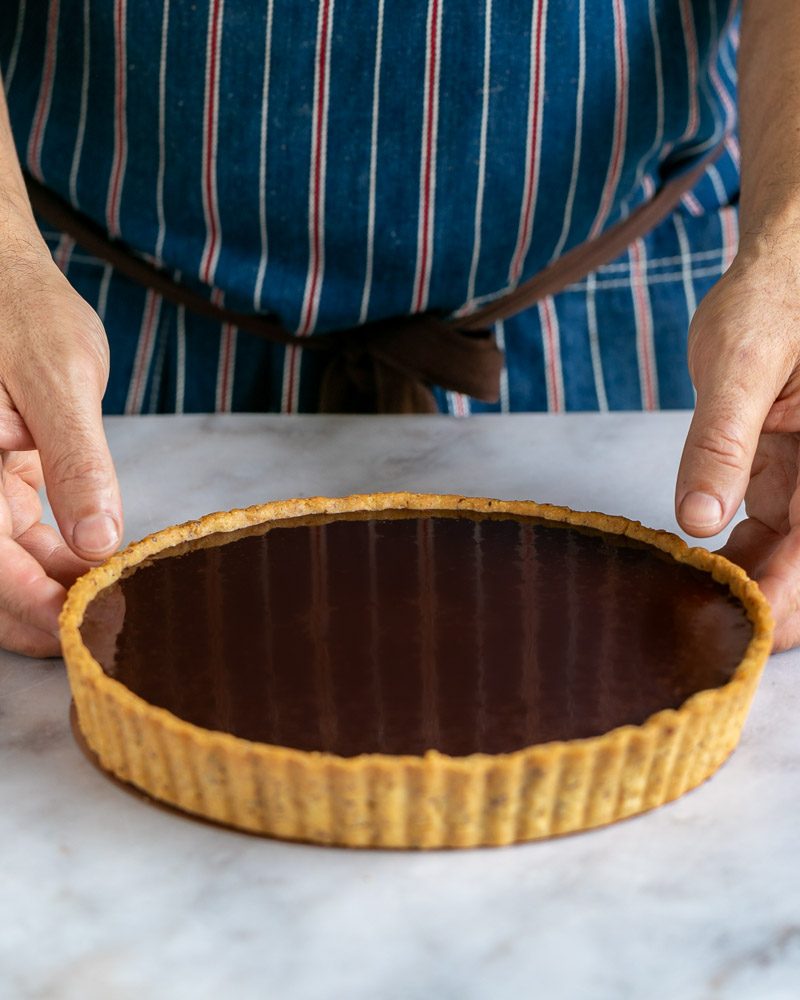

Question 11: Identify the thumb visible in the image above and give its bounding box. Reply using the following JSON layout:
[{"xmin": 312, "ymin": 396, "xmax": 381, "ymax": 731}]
[
  {"xmin": 22, "ymin": 375, "xmax": 122, "ymax": 562},
  {"xmin": 676, "ymin": 369, "xmax": 775, "ymax": 538}
]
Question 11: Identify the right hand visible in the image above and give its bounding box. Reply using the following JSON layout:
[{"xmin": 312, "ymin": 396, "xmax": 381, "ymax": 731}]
[{"xmin": 0, "ymin": 249, "xmax": 122, "ymax": 656}]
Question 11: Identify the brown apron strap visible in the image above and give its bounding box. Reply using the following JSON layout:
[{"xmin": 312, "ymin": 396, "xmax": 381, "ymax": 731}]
[
  {"xmin": 24, "ymin": 142, "xmax": 724, "ymax": 413},
  {"xmin": 25, "ymin": 174, "xmax": 502, "ymax": 411},
  {"xmin": 459, "ymin": 145, "xmax": 724, "ymax": 331},
  {"xmin": 23, "ymin": 177, "xmax": 300, "ymax": 347}
]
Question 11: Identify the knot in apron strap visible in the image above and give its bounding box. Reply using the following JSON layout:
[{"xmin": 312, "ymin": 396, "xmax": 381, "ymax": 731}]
[{"xmin": 317, "ymin": 315, "xmax": 503, "ymax": 413}]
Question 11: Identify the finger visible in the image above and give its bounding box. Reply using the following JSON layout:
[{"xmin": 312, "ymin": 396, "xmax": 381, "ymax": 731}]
[
  {"xmin": 749, "ymin": 526, "xmax": 800, "ymax": 652},
  {"xmin": 0, "ymin": 385, "xmax": 36, "ymax": 452},
  {"xmin": 760, "ymin": 590, "xmax": 800, "ymax": 653},
  {"xmin": 2, "ymin": 465, "xmax": 43, "ymax": 540},
  {"xmin": 717, "ymin": 518, "xmax": 782, "ymax": 579},
  {"xmin": 0, "ymin": 606, "xmax": 61, "ymax": 659},
  {"xmin": 4, "ymin": 449, "xmax": 45, "ymax": 491},
  {"xmin": 771, "ymin": 614, "xmax": 800, "ymax": 653},
  {"xmin": 18, "ymin": 367, "xmax": 123, "ymax": 562},
  {"xmin": 0, "ymin": 471, "xmax": 64, "ymax": 633},
  {"xmin": 16, "ymin": 522, "xmax": 92, "ymax": 588},
  {"xmin": 0, "ymin": 532, "xmax": 66, "ymax": 635},
  {"xmin": 676, "ymin": 359, "xmax": 781, "ymax": 538}
]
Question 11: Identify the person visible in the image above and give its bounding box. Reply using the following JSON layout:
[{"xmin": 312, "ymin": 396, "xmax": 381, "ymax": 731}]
[{"xmin": 0, "ymin": 1, "xmax": 798, "ymax": 657}]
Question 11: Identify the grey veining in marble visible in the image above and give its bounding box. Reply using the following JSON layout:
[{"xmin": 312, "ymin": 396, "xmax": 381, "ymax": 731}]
[{"xmin": 2, "ymin": 413, "xmax": 799, "ymax": 1000}]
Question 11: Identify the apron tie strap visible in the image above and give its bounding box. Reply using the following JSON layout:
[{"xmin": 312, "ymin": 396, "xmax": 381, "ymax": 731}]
[{"xmin": 24, "ymin": 141, "xmax": 724, "ymax": 413}]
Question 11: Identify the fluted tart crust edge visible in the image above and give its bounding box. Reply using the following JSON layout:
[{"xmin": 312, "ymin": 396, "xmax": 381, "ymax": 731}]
[{"xmin": 59, "ymin": 493, "xmax": 774, "ymax": 848}]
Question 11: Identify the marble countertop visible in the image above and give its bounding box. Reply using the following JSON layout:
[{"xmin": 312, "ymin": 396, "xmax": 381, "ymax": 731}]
[{"xmin": 3, "ymin": 413, "xmax": 800, "ymax": 1000}]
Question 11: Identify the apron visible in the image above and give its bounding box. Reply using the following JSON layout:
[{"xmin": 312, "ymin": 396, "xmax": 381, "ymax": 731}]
[{"xmin": 0, "ymin": 0, "xmax": 741, "ymax": 414}]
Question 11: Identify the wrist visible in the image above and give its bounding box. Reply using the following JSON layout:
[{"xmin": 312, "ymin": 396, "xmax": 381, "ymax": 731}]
[
  {"xmin": 734, "ymin": 220, "xmax": 800, "ymax": 279},
  {"xmin": 0, "ymin": 209, "xmax": 53, "ymax": 286},
  {"xmin": 738, "ymin": 175, "xmax": 800, "ymax": 262}
]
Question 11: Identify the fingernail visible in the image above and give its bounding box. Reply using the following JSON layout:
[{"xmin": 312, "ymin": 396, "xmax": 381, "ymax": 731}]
[
  {"xmin": 679, "ymin": 491, "xmax": 724, "ymax": 529},
  {"xmin": 73, "ymin": 513, "xmax": 120, "ymax": 556}
]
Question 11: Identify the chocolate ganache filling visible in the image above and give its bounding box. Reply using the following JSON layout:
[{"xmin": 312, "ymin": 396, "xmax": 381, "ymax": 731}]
[{"xmin": 80, "ymin": 510, "xmax": 753, "ymax": 757}]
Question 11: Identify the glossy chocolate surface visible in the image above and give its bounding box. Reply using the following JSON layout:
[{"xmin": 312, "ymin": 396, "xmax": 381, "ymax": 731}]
[{"xmin": 80, "ymin": 510, "xmax": 753, "ymax": 757}]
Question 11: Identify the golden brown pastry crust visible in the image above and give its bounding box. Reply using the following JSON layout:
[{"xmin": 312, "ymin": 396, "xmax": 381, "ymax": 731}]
[{"xmin": 60, "ymin": 494, "xmax": 774, "ymax": 848}]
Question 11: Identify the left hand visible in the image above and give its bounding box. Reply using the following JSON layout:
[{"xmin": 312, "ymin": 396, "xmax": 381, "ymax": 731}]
[
  {"xmin": 0, "ymin": 449, "xmax": 93, "ymax": 656},
  {"xmin": 675, "ymin": 239, "xmax": 800, "ymax": 651}
]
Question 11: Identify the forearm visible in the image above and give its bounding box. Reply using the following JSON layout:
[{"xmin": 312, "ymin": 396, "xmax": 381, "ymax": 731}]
[
  {"xmin": 739, "ymin": 1, "xmax": 800, "ymax": 249},
  {"xmin": 0, "ymin": 72, "xmax": 49, "ymax": 270}
]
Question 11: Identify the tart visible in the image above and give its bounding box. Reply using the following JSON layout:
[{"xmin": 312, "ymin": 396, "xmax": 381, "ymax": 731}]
[{"xmin": 60, "ymin": 493, "xmax": 773, "ymax": 849}]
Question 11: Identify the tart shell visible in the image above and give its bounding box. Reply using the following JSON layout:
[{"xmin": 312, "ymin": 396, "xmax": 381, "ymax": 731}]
[{"xmin": 60, "ymin": 494, "xmax": 774, "ymax": 849}]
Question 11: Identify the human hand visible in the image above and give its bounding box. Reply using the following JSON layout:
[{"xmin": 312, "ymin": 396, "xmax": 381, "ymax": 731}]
[
  {"xmin": 0, "ymin": 250, "xmax": 122, "ymax": 656},
  {"xmin": 675, "ymin": 242, "xmax": 800, "ymax": 651}
]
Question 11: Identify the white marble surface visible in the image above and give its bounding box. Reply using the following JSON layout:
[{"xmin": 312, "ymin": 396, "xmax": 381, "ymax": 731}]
[{"xmin": 3, "ymin": 413, "xmax": 800, "ymax": 1000}]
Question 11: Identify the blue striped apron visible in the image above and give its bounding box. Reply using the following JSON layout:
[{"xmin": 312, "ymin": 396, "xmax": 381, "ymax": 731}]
[{"xmin": 0, "ymin": 1, "xmax": 741, "ymax": 414}]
